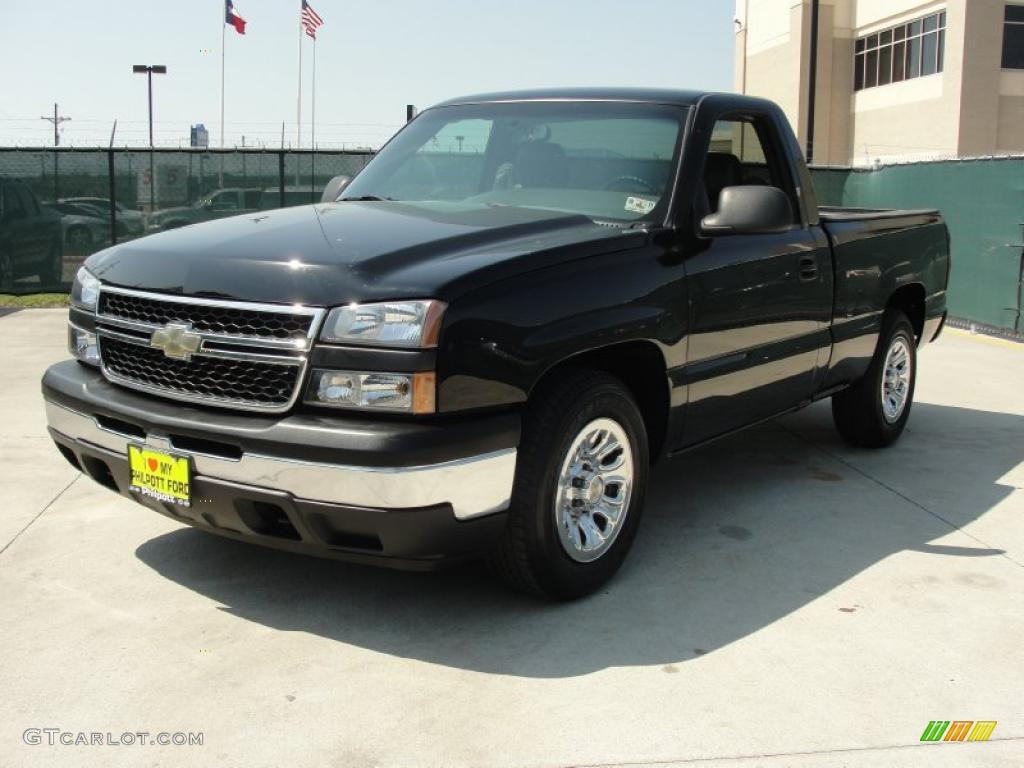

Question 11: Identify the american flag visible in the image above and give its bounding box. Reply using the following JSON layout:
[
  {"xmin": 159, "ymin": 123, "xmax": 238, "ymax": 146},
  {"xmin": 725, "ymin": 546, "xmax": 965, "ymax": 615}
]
[{"xmin": 301, "ymin": 0, "xmax": 323, "ymax": 39}]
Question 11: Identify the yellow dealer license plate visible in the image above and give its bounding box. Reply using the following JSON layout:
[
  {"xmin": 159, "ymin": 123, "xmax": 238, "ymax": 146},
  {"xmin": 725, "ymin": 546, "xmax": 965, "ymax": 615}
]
[{"xmin": 128, "ymin": 445, "xmax": 191, "ymax": 507}]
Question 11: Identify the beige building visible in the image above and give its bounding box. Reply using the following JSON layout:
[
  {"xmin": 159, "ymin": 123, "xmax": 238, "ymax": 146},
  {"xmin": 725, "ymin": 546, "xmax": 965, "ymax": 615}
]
[{"xmin": 735, "ymin": 0, "xmax": 1024, "ymax": 165}]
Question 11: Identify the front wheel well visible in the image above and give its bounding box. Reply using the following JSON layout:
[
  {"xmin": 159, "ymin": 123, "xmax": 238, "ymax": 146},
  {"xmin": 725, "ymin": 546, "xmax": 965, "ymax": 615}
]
[{"xmin": 531, "ymin": 342, "xmax": 670, "ymax": 463}]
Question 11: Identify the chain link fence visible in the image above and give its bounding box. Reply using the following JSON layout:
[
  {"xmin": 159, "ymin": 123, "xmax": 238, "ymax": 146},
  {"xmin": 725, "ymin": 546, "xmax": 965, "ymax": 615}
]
[
  {"xmin": 0, "ymin": 147, "xmax": 373, "ymax": 292},
  {"xmin": 3, "ymin": 148, "xmax": 1021, "ymax": 336}
]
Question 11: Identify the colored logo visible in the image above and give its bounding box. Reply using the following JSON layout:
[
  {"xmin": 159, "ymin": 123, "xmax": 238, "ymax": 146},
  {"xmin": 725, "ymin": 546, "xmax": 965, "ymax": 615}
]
[{"xmin": 920, "ymin": 721, "xmax": 997, "ymax": 742}]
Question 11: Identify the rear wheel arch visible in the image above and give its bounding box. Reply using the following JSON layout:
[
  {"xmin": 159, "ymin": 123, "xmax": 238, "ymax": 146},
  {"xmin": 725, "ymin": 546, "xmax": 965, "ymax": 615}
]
[
  {"xmin": 529, "ymin": 341, "xmax": 670, "ymax": 463},
  {"xmin": 886, "ymin": 283, "xmax": 926, "ymax": 342}
]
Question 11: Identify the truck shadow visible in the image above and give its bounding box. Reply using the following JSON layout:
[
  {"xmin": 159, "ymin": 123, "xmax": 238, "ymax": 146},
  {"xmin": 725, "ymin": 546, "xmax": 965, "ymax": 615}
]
[{"xmin": 135, "ymin": 400, "xmax": 1021, "ymax": 678}]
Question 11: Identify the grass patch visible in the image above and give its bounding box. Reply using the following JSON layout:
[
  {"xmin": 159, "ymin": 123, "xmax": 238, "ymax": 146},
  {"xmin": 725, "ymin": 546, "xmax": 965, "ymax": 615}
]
[{"xmin": 0, "ymin": 293, "xmax": 71, "ymax": 308}]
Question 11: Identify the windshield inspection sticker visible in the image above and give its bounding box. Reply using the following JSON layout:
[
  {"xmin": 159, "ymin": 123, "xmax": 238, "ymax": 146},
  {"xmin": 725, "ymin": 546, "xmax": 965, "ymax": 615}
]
[{"xmin": 625, "ymin": 196, "xmax": 657, "ymax": 214}]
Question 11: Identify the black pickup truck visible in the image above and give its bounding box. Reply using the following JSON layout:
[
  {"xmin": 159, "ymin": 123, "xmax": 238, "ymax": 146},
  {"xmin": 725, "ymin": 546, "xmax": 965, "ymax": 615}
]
[{"xmin": 43, "ymin": 89, "xmax": 949, "ymax": 599}]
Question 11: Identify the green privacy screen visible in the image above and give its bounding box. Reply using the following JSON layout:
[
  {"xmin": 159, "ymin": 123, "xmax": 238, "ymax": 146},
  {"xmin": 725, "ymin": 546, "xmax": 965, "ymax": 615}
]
[
  {"xmin": 811, "ymin": 159, "xmax": 1024, "ymax": 334},
  {"xmin": 0, "ymin": 148, "xmax": 373, "ymax": 294},
  {"xmin": 2, "ymin": 148, "xmax": 1021, "ymax": 334}
]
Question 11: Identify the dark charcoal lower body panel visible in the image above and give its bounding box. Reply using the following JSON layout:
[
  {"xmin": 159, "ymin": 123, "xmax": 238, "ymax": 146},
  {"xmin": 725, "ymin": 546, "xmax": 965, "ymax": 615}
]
[{"xmin": 49, "ymin": 431, "xmax": 508, "ymax": 570}]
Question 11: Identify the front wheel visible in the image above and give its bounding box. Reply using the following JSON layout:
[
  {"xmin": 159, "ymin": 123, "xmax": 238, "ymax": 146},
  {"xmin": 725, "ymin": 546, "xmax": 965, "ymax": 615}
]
[
  {"xmin": 832, "ymin": 310, "xmax": 917, "ymax": 448},
  {"xmin": 489, "ymin": 369, "xmax": 649, "ymax": 600}
]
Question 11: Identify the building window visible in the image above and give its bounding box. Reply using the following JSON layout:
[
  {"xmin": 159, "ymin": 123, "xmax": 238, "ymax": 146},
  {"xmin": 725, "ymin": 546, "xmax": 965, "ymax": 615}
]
[
  {"xmin": 1004, "ymin": 5, "xmax": 1024, "ymax": 69},
  {"xmin": 854, "ymin": 11, "xmax": 945, "ymax": 91}
]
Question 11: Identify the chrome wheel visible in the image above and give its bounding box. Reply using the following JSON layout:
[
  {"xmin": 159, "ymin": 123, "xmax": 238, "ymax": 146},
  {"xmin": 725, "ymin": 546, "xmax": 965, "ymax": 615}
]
[
  {"xmin": 881, "ymin": 336, "xmax": 912, "ymax": 423},
  {"xmin": 554, "ymin": 417, "xmax": 635, "ymax": 563}
]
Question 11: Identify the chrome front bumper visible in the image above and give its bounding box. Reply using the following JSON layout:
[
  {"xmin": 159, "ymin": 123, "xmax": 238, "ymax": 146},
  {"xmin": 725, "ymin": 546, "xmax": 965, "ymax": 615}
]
[{"xmin": 45, "ymin": 400, "xmax": 517, "ymax": 521}]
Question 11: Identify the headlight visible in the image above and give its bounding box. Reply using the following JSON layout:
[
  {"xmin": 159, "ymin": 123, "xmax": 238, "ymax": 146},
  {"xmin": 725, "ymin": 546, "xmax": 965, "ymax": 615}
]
[
  {"xmin": 68, "ymin": 323, "xmax": 100, "ymax": 366},
  {"xmin": 320, "ymin": 300, "xmax": 446, "ymax": 348},
  {"xmin": 70, "ymin": 267, "xmax": 100, "ymax": 311},
  {"xmin": 306, "ymin": 369, "xmax": 436, "ymax": 413}
]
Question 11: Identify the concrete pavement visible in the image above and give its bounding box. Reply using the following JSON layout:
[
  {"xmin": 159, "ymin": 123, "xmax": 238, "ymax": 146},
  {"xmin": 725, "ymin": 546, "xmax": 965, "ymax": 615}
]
[{"xmin": 1, "ymin": 309, "xmax": 1022, "ymax": 767}]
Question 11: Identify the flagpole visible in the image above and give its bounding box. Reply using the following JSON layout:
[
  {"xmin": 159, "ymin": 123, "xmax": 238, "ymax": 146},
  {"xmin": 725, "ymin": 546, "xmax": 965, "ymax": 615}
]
[
  {"xmin": 296, "ymin": 7, "xmax": 303, "ymax": 148},
  {"xmin": 220, "ymin": 7, "xmax": 226, "ymax": 149},
  {"xmin": 311, "ymin": 36, "xmax": 316, "ymax": 152},
  {"xmin": 219, "ymin": 3, "xmax": 226, "ymax": 187}
]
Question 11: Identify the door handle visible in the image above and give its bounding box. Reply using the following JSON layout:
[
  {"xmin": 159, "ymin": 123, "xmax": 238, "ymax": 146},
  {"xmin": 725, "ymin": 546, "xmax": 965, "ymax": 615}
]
[{"xmin": 799, "ymin": 256, "xmax": 818, "ymax": 282}]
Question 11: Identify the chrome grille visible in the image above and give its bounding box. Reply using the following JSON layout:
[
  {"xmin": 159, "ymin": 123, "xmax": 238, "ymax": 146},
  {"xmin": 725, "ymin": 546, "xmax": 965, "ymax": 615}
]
[
  {"xmin": 98, "ymin": 291, "xmax": 313, "ymax": 341},
  {"xmin": 95, "ymin": 287, "xmax": 324, "ymax": 412},
  {"xmin": 101, "ymin": 338, "xmax": 301, "ymax": 407}
]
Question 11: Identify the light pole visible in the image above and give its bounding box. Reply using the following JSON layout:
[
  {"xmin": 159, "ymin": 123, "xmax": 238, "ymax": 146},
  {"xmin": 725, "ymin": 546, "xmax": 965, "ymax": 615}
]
[{"xmin": 133, "ymin": 64, "xmax": 167, "ymax": 213}]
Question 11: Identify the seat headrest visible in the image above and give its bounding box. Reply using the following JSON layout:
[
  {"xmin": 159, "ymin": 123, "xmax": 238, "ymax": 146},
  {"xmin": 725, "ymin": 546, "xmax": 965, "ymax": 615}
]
[{"xmin": 516, "ymin": 142, "xmax": 568, "ymax": 188}]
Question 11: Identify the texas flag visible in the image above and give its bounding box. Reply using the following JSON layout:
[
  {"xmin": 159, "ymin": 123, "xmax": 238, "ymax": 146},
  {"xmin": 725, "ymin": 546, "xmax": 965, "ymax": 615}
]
[{"xmin": 225, "ymin": 0, "xmax": 246, "ymax": 34}]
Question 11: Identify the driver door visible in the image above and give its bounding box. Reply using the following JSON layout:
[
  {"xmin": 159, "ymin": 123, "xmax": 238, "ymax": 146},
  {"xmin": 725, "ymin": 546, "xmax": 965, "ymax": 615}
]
[{"xmin": 679, "ymin": 112, "xmax": 833, "ymax": 447}]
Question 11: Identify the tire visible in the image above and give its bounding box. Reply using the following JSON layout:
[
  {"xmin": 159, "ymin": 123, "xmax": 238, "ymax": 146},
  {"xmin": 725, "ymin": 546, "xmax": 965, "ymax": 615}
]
[
  {"xmin": 489, "ymin": 369, "xmax": 649, "ymax": 600},
  {"xmin": 832, "ymin": 310, "xmax": 917, "ymax": 448}
]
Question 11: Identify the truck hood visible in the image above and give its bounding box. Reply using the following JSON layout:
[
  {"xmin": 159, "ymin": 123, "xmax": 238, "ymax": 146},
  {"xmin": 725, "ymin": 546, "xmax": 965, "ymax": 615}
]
[{"xmin": 85, "ymin": 201, "xmax": 643, "ymax": 306}]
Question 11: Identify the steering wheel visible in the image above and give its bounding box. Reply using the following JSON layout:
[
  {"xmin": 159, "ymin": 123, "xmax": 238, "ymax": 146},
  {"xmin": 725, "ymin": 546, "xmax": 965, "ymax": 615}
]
[{"xmin": 602, "ymin": 175, "xmax": 658, "ymax": 194}]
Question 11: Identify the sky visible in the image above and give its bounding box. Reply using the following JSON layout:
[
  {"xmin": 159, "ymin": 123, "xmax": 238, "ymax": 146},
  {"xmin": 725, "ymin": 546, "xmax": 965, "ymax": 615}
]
[{"xmin": 0, "ymin": 1, "xmax": 735, "ymax": 150}]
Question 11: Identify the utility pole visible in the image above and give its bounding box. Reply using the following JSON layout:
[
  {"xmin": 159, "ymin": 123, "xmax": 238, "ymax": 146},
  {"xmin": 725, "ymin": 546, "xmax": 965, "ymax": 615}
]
[
  {"xmin": 40, "ymin": 104, "xmax": 70, "ymax": 200},
  {"xmin": 40, "ymin": 103, "xmax": 71, "ymax": 146}
]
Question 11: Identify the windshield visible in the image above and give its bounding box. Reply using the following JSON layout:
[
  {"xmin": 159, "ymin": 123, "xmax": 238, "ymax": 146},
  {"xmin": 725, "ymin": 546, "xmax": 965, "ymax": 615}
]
[{"xmin": 341, "ymin": 101, "xmax": 688, "ymax": 223}]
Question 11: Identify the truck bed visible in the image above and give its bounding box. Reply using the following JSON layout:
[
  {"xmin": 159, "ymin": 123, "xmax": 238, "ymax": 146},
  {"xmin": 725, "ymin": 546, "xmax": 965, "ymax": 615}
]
[{"xmin": 817, "ymin": 205, "xmax": 950, "ymax": 388}]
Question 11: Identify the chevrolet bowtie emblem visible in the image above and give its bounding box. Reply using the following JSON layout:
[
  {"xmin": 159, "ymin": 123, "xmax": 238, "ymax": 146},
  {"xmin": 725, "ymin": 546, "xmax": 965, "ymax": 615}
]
[{"xmin": 150, "ymin": 322, "xmax": 202, "ymax": 361}]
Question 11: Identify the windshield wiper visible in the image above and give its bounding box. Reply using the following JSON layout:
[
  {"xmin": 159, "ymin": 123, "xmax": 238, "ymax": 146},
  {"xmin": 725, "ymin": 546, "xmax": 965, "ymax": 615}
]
[{"xmin": 341, "ymin": 195, "xmax": 397, "ymax": 202}]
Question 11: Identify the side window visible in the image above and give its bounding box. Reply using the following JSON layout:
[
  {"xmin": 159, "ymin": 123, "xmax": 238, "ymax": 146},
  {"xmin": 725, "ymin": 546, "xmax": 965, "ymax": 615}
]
[{"xmin": 703, "ymin": 117, "xmax": 797, "ymax": 220}]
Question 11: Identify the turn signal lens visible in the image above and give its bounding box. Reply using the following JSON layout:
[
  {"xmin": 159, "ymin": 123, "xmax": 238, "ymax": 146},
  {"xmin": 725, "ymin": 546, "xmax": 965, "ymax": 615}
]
[
  {"xmin": 308, "ymin": 370, "xmax": 436, "ymax": 413},
  {"xmin": 68, "ymin": 323, "xmax": 100, "ymax": 366}
]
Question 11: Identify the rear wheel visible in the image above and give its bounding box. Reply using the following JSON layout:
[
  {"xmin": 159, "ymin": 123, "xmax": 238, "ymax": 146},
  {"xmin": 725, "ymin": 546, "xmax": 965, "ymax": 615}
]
[
  {"xmin": 489, "ymin": 369, "xmax": 649, "ymax": 600},
  {"xmin": 832, "ymin": 311, "xmax": 917, "ymax": 448}
]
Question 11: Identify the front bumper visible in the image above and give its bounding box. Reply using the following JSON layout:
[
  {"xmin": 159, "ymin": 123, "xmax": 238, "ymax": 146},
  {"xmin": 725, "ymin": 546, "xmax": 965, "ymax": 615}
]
[{"xmin": 43, "ymin": 360, "xmax": 519, "ymax": 569}]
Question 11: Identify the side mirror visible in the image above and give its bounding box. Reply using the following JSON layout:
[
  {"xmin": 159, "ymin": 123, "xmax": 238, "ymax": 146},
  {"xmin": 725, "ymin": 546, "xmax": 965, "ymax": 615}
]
[
  {"xmin": 321, "ymin": 175, "xmax": 352, "ymax": 203},
  {"xmin": 701, "ymin": 185, "xmax": 794, "ymax": 236}
]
